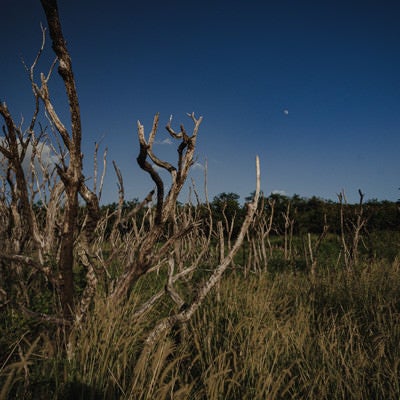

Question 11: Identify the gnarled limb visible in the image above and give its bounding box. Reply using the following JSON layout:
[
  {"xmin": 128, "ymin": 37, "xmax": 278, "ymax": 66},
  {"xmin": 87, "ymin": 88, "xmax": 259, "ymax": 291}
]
[
  {"xmin": 143, "ymin": 156, "xmax": 261, "ymax": 349},
  {"xmin": 110, "ymin": 114, "xmax": 204, "ymax": 302}
]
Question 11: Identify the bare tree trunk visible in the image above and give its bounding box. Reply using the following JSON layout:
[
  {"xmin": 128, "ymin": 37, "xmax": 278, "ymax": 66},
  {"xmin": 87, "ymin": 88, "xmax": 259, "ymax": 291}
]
[
  {"xmin": 39, "ymin": 0, "xmax": 80, "ymax": 318},
  {"xmin": 39, "ymin": 0, "xmax": 100, "ymax": 318}
]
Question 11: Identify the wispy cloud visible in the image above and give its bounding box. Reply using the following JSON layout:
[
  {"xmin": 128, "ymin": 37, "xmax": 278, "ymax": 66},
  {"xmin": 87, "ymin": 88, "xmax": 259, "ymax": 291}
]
[
  {"xmin": 0, "ymin": 138, "xmax": 57, "ymax": 175},
  {"xmin": 271, "ymin": 189, "xmax": 287, "ymax": 196},
  {"xmin": 154, "ymin": 138, "xmax": 172, "ymax": 145}
]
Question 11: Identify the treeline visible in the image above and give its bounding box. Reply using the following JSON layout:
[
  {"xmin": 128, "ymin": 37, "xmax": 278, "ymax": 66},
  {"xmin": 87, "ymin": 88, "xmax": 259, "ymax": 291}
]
[{"xmin": 97, "ymin": 192, "xmax": 400, "ymax": 238}]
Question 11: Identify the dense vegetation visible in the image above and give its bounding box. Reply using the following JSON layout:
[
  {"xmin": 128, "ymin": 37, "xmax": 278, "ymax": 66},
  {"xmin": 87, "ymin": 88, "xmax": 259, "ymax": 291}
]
[
  {"xmin": 207, "ymin": 192, "xmax": 399, "ymax": 236},
  {"xmin": 102, "ymin": 192, "xmax": 399, "ymax": 239},
  {"xmin": 1, "ymin": 194, "xmax": 400, "ymax": 399}
]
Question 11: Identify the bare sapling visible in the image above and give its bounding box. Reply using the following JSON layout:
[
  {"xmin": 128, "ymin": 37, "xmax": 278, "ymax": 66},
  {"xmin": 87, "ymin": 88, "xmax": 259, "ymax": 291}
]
[
  {"xmin": 245, "ymin": 194, "xmax": 276, "ymax": 273},
  {"xmin": 221, "ymin": 201, "xmax": 236, "ymax": 252},
  {"xmin": 337, "ymin": 189, "xmax": 368, "ymax": 271},
  {"xmin": 282, "ymin": 201, "xmax": 295, "ymax": 262},
  {"xmin": 304, "ymin": 214, "xmax": 329, "ymax": 278}
]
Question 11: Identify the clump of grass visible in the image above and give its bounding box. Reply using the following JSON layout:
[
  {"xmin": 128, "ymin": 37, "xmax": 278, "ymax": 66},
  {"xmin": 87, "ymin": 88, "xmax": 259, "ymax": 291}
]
[{"xmin": 62, "ymin": 293, "xmax": 194, "ymax": 399}]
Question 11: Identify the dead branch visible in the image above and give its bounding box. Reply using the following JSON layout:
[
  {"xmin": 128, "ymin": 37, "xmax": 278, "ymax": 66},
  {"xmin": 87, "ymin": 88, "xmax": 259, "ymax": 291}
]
[
  {"xmin": 110, "ymin": 114, "xmax": 203, "ymax": 302},
  {"xmin": 143, "ymin": 156, "xmax": 260, "ymax": 349}
]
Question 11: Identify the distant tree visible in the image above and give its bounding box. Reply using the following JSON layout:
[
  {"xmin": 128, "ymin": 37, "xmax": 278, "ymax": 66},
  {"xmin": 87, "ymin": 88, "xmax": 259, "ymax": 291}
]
[
  {"xmin": 297, "ymin": 196, "xmax": 326, "ymax": 234},
  {"xmin": 366, "ymin": 199, "xmax": 400, "ymax": 231}
]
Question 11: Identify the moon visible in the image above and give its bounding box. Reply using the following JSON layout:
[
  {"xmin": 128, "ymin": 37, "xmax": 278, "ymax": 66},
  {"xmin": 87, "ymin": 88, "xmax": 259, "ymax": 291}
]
[{"xmin": 283, "ymin": 109, "xmax": 289, "ymax": 115}]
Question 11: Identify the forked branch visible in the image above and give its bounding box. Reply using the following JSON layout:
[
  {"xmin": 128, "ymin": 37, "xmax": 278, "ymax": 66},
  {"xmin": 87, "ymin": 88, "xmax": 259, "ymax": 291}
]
[{"xmin": 143, "ymin": 156, "xmax": 261, "ymax": 348}]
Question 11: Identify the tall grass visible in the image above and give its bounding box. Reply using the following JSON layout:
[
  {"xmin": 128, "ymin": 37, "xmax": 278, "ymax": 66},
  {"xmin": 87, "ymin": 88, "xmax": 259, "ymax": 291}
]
[
  {"xmin": 60, "ymin": 293, "xmax": 195, "ymax": 399},
  {"xmin": 185, "ymin": 260, "xmax": 400, "ymax": 399},
  {"xmin": 2, "ymin": 259, "xmax": 400, "ymax": 399}
]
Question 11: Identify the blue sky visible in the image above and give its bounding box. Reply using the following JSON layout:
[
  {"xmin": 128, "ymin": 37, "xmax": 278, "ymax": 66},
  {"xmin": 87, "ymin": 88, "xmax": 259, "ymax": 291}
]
[{"xmin": 1, "ymin": 0, "xmax": 400, "ymax": 204}]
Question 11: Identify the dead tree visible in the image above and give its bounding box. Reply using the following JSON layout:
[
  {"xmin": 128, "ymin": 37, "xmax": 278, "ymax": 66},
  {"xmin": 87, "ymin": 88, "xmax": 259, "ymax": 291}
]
[
  {"xmin": 38, "ymin": 0, "xmax": 101, "ymax": 318},
  {"xmin": 0, "ymin": 0, "xmax": 100, "ymax": 321},
  {"xmin": 143, "ymin": 156, "xmax": 260, "ymax": 349},
  {"xmin": 1, "ymin": 0, "xmax": 261, "ymax": 343},
  {"xmin": 109, "ymin": 113, "xmax": 203, "ymax": 301}
]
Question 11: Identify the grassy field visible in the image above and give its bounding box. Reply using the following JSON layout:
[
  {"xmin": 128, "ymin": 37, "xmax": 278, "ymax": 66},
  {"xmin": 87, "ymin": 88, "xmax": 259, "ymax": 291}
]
[{"xmin": 2, "ymin": 253, "xmax": 400, "ymax": 399}]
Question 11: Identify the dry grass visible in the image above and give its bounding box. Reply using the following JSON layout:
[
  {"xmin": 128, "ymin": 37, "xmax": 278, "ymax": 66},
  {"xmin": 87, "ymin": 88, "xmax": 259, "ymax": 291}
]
[
  {"xmin": 185, "ymin": 260, "xmax": 400, "ymax": 399},
  {"xmin": 2, "ymin": 259, "xmax": 400, "ymax": 399},
  {"xmin": 60, "ymin": 294, "xmax": 194, "ymax": 399}
]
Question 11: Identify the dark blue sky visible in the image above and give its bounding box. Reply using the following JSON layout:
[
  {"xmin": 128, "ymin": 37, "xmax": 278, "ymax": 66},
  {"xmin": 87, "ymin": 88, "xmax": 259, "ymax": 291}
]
[{"xmin": 1, "ymin": 0, "xmax": 400, "ymax": 203}]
